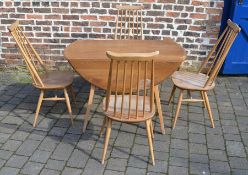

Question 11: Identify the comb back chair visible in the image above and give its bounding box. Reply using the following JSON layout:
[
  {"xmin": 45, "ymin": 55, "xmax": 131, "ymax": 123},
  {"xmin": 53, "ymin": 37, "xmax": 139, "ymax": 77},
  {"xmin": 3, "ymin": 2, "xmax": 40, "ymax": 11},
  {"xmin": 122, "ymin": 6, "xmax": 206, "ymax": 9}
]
[
  {"xmin": 115, "ymin": 5, "xmax": 165, "ymax": 134},
  {"xmin": 115, "ymin": 5, "xmax": 144, "ymax": 40},
  {"xmin": 83, "ymin": 5, "xmax": 144, "ymax": 133},
  {"xmin": 83, "ymin": 5, "xmax": 165, "ymax": 135},
  {"xmin": 168, "ymin": 19, "xmax": 241, "ymax": 129},
  {"xmin": 8, "ymin": 21, "xmax": 76, "ymax": 127},
  {"xmin": 100, "ymin": 51, "xmax": 159, "ymax": 165}
]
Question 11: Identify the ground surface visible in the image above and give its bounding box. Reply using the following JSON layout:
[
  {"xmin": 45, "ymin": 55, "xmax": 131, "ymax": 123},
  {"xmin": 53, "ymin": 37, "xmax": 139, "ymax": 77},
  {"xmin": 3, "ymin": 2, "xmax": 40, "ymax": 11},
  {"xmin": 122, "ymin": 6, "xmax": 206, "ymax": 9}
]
[{"xmin": 0, "ymin": 71, "xmax": 247, "ymax": 175}]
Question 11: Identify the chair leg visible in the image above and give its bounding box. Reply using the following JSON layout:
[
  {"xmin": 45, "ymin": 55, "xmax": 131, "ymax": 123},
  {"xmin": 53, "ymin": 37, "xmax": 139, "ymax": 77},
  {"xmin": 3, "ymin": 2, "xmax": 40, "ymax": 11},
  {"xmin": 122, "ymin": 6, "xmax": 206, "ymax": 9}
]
[
  {"xmin": 69, "ymin": 86, "xmax": 78, "ymax": 110},
  {"xmin": 102, "ymin": 118, "xmax": 112, "ymax": 164},
  {"xmin": 172, "ymin": 89, "xmax": 183, "ymax": 129},
  {"xmin": 154, "ymin": 85, "xmax": 165, "ymax": 135},
  {"xmin": 64, "ymin": 88, "xmax": 74, "ymax": 125},
  {"xmin": 168, "ymin": 85, "xmax": 176, "ymax": 104},
  {"xmin": 83, "ymin": 85, "xmax": 95, "ymax": 133},
  {"xmin": 203, "ymin": 91, "xmax": 215, "ymax": 128},
  {"xmin": 146, "ymin": 119, "xmax": 155, "ymax": 166},
  {"xmin": 150, "ymin": 120, "xmax": 154, "ymax": 139},
  {"xmin": 200, "ymin": 91, "xmax": 207, "ymax": 108},
  {"xmin": 99, "ymin": 117, "xmax": 106, "ymax": 138},
  {"xmin": 187, "ymin": 90, "xmax": 191, "ymax": 98},
  {"xmin": 33, "ymin": 90, "xmax": 44, "ymax": 127}
]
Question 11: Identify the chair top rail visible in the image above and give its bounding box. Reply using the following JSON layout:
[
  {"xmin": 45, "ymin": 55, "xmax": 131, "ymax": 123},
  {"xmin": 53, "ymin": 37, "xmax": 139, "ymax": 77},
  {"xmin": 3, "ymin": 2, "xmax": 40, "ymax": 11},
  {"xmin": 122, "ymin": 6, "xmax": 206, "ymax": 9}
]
[
  {"xmin": 116, "ymin": 5, "xmax": 144, "ymax": 10},
  {"xmin": 106, "ymin": 51, "xmax": 159, "ymax": 61}
]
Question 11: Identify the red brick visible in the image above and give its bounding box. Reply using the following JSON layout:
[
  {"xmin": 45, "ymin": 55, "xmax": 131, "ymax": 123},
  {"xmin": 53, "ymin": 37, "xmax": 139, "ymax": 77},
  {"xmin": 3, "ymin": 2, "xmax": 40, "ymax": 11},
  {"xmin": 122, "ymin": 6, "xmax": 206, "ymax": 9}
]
[
  {"xmin": 206, "ymin": 8, "xmax": 222, "ymax": 14},
  {"xmin": 189, "ymin": 26, "xmax": 206, "ymax": 31},
  {"xmin": 166, "ymin": 11, "xmax": 180, "ymax": 17},
  {"xmin": 81, "ymin": 15, "xmax": 97, "ymax": 20},
  {"xmin": 190, "ymin": 13, "xmax": 207, "ymax": 19},
  {"xmin": 209, "ymin": 15, "xmax": 222, "ymax": 21},
  {"xmin": 5, "ymin": 1, "xmax": 13, "ymax": 6},
  {"xmin": 0, "ymin": 8, "xmax": 15, "ymax": 12},
  {"xmin": 63, "ymin": 15, "xmax": 79, "ymax": 20},
  {"xmin": 22, "ymin": 2, "xmax": 31, "ymax": 6},
  {"xmin": 80, "ymin": 2, "xmax": 90, "ymax": 7},
  {"xmin": 99, "ymin": 16, "xmax": 115, "ymax": 21},
  {"xmin": 139, "ymin": 0, "xmax": 156, "ymax": 2},
  {"xmin": 27, "ymin": 14, "xmax": 43, "ymax": 19},
  {"xmin": 90, "ymin": 22, "xmax": 107, "ymax": 27},
  {"xmin": 147, "ymin": 23, "xmax": 164, "ymax": 29},
  {"xmin": 93, "ymin": 28, "xmax": 101, "ymax": 33},
  {"xmin": 157, "ymin": 0, "xmax": 176, "ymax": 3},
  {"xmin": 45, "ymin": 15, "xmax": 61, "ymax": 20},
  {"xmin": 192, "ymin": 0, "xmax": 209, "ymax": 6},
  {"xmin": 71, "ymin": 27, "xmax": 82, "ymax": 32},
  {"xmin": 216, "ymin": 2, "xmax": 224, "ymax": 8},
  {"xmin": 64, "ymin": 27, "xmax": 70, "ymax": 32},
  {"xmin": 52, "ymin": 8, "xmax": 69, "ymax": 14},
  {"xmin": 70, "ymin": 2, "xmax": 78, "ymax": 7}
]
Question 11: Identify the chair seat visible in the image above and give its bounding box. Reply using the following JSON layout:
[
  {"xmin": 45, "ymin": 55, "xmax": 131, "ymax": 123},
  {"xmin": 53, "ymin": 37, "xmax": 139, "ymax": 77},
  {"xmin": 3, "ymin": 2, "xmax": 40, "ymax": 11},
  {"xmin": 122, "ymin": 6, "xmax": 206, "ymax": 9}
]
[
  {"xmin": 34, "ymin": 71, "xmax": 74, "ymax": 89},
  {"xmin": 102, "ymin": 95, "xmax": 155, "ymax": 122},
  {"xmin": 172, "ymin": 71, "xmax": 215, "ymax": 91}
]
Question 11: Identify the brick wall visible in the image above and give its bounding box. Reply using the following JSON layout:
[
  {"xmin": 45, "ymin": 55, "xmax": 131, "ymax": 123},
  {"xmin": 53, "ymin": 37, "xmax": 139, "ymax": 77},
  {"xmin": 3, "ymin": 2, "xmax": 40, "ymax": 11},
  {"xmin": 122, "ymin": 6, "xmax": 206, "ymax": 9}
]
[{"xmin": 0, "ymin": 0, "xmax": 224, "ymax": 69}]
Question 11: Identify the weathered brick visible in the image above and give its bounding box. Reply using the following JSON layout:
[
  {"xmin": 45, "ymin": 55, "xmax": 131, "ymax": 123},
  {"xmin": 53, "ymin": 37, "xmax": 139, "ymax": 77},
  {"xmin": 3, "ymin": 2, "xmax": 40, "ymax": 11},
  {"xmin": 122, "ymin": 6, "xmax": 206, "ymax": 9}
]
[
  {"xmin": 166, "ymin": 11, "xmax": 180, "ymax": 17},
  {"xmin": 190, "ymin": 13, "xmax": 207, "ymax": 19},
  {"xmin": 80, "ymin": 2, "xmax": 90, "ymax": 7},
  {"xmin": 71, "ymin": 9, "xmax": 88, "ymax": 14},
  {"xmin": 81, "ymin": 15, "xmax": 97, "ymax": 20},
  {"xmin": 0, "ymin": 0, "xmax": 224, "ymax": 69},
  {"xmin": 90, "ymin": 21, "xmax": 107, "ymax": 27},
  {"xmin": 147, "ymin": 11, "xmax": 164, "ymax": 16},
  {"xmin": 147, "ymin": 23, "xmax": 164, "ymax": 29},
  {"xmin": 34, "ymin": 8, "xmax": 51, "ymax": 13},
  {"xmin": 63, "ymin": 15, "xmax": 79, "ymax": 20},
  {"xmin": 90, "ymin": 8, "xmax": 107, "ymax": 14},
  {"xmin": 99, "ymin": 16, "xmax": 115, "ymax": 21}
]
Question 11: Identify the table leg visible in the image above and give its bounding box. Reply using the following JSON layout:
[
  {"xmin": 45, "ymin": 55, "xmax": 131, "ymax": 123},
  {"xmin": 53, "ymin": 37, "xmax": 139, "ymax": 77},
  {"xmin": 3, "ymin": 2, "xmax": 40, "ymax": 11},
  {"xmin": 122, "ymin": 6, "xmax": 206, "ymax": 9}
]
[
  {"xmin": 154, "ymin": 85, "xmax": 165, "ymax": 135},
  {"xmin": 82, "ymin": 84, "xmax": 95, "ymax": 133}
]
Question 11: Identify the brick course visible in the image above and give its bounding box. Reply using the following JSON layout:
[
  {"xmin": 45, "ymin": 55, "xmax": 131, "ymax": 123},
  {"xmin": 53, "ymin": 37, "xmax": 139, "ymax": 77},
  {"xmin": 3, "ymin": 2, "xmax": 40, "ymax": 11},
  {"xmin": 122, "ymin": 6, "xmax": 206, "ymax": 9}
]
[{"xmin": 0, "ymin": 0, "xmax": 224, "ymax": 69}]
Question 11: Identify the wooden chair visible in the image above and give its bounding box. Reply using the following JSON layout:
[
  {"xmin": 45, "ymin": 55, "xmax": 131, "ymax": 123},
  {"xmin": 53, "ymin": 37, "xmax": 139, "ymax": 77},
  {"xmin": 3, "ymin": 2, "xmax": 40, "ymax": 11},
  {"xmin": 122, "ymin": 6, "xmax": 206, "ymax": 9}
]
[
  {"xmin": 168, "ymin": 19, "xmax": 241, "ymax": 129},
  {"xmin": 114, "ymin": 5, "xmax": 165, "ymax": 134},
  {"xmin": 114, "ymin": 5, "xmax": 144, "ymax": 40},
  {"xmin": 100, "ymin": 51, "xmax": 159, "ymax": 165},
  {"xmin": 83, "ymin": 5, "xmax": 145, "ymax": 133},
  {"xmin": 8, "ymin": 21, "xmax": 76, "ymax": 127},
  {"xmin": 82, "ymin": 5, "xmax": 167, "ymax": 135}
]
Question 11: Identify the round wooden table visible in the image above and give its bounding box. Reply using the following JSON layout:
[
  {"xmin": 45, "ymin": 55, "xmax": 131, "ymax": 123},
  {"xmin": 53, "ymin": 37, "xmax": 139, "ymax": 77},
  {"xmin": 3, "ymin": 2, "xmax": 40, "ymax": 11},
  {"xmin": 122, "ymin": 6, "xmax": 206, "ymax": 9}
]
[
  {"xmin": 64, "ymin": 39, "xmax": 186, "ymax": 90},
  {"xmin": 64, "ymin": 39, "xmax": 186, "ymax": 134}
]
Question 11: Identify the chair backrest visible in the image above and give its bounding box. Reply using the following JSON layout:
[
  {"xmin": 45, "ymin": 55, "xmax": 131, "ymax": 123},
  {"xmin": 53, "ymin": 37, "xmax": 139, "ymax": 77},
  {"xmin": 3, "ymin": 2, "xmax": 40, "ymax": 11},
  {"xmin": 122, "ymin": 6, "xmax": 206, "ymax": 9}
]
[
  {"xmin": 198, "ymin": 19, "xmax": 241, "ymax": 87},
  {"xmin": 8, "ymin": 21, "xmax": 46, "ymax": 87},
  {"xmin": 115, "ymin": 5, "xmax": 144, "ymax": 40},
  {"xmin": 105, "ymin": 51, "xmax": 159, "ymax": 120}
]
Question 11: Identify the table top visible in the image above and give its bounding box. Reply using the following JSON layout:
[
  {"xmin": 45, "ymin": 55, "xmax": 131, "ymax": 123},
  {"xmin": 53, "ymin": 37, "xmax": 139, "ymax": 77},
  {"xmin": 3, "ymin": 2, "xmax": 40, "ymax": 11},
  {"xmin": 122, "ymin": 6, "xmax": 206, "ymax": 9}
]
[{"xmin": 64, "ymin": 39, "xmax": 186, "ymax": 90}]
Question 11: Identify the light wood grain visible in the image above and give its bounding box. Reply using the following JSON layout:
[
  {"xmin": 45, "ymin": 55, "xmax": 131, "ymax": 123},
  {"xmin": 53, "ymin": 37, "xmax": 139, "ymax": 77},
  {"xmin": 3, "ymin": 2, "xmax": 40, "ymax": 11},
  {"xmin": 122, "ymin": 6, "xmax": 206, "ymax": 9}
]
[
  {"xmin": 154, "ymin": 85, "xmax": 165, "ymax": 134},
  {"xmin": 102, "ymin": 118, "xmax": 112, "ymax": 164},
  {"xmin": 115, "ymin": 5, "xmax": 144, "ymax": 40},
  {"xmin": 101, "ymin": 51, "xmax": 158, "ymax": 165},
  {"xmin": 82, "ymin": 85, "xmax": 95, "ymax": 133},
  {"xmin": 65, "ymin": 39, "xmax": 185, "ymax": 133},
  {"xmin": 9, "ymin": 21, "xmax": 75, "ymax": 127},
  {"xmin": 170, "ymin": 19, "xmax": 241, "ymax": 129},
  {"xmin": 64, "ymin": 39, "xmax": 186, "ymax": 91}
]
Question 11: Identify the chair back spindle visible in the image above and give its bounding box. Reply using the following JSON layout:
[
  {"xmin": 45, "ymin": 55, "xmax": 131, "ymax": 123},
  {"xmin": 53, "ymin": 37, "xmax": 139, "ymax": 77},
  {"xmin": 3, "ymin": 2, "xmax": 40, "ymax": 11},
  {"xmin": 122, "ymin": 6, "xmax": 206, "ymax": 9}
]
[
  {"xmin": 8, "ymin": 21, "xmax": 46, "ymax": 88},
  {"xmin": 115, "ymin": 5, "xmax": 144, "ymax": 40},
  {"xmin": 105, "ymin": 51, "xmax": 159, "ymax": 121}
]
